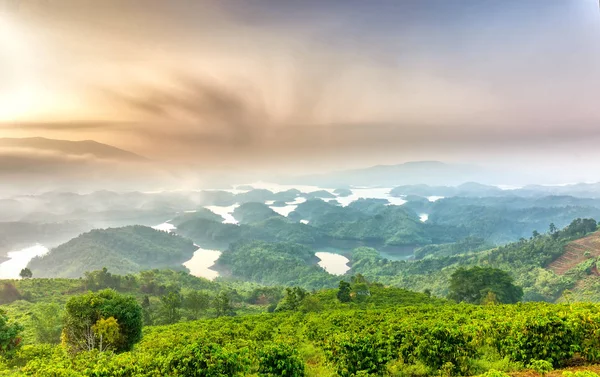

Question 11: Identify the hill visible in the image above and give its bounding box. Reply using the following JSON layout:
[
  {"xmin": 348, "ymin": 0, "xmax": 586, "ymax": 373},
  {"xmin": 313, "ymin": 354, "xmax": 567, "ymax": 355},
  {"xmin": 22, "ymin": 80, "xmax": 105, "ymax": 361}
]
[
  {"xmin": 27, "ymin": 226, "xmax": 197, "ymax": 278},
  {"xmin": 549, "ymin": 231, "xmax": 600, "ymax": 275},
  {"xmin": 288, "ymin": 161, "xmax": 489, "ymax": 187},
  {"xmin": 0, "ymin": 137, "xmax": 146, "ymax": 161}
]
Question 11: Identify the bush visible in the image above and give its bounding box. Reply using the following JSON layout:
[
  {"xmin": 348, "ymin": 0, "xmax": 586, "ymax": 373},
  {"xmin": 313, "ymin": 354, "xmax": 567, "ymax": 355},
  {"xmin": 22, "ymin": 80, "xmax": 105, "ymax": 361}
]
[
  {"xmin": 166, "ymin": 342, "xmax": 251, "ymax": 377},
  {"xmin": 0, "ymin": 309, "xmax": 23, "ymax": 357},
  {"xmin": 62, "ymin": 289, "xmax": 142, "ymax": 353},
  {"xmin": 258, "ymin": 343, "xmax": 305, "ymax": 376},
  {"xmin": 529, "ymin": 359, "xmax": 553, "ymax": 376}
]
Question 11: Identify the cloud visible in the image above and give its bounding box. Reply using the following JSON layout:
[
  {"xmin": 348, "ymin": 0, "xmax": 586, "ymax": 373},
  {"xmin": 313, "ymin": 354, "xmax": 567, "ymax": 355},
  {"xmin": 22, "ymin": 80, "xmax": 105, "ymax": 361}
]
[
  {"xmin": 0, "ymin": 121, "xmax": 128, "ymax": 131},
  {"xmin": 101, "ymin": 75, "xmax": 269, "ymax": 147}
]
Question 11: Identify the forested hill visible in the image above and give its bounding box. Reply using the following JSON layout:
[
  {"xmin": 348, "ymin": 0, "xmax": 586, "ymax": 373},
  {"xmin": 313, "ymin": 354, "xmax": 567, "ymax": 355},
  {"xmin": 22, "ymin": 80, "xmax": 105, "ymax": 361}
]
[
  {"xmin": 27, "ymin": 226, "xmax": 197, "ymax": 278},
  {"xmin": 349, "ymin": 218, "xmax": 600, "ymax": 302}
]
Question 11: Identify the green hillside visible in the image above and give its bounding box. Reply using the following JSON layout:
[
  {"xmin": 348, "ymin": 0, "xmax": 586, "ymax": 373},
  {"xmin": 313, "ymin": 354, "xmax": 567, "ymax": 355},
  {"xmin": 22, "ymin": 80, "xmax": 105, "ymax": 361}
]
[{"xmin": 27, "ymin": 226, "xmax": 197, "ymax": 278}]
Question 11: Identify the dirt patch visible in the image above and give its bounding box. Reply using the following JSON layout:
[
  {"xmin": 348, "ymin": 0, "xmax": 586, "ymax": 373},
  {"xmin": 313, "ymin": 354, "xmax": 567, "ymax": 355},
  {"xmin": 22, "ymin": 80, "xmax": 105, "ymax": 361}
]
[
  {"xmin": 548, "ymin": 232, "xmax": 600, "ymax": 275},
  {"xmin": 509, "ymin": 364, "xmax": 600, "ymax": 377}
]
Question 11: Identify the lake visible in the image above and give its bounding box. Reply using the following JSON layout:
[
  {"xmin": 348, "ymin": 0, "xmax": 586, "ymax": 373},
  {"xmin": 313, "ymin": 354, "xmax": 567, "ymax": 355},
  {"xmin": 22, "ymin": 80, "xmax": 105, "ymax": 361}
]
[
  {"xmin": 315, "ymin": 252, "xmax": 350, "ymax": 275},
  {"xmin": 183, "ymin": 247, "xmax": 222, "ymax": 280},
  {"xmin": 204, "ymin": 204, "xmax": 239, "ymax": 224},
  {"xmin": 0, "ymin": 244, "xmax": 49, "ymax": 279}
]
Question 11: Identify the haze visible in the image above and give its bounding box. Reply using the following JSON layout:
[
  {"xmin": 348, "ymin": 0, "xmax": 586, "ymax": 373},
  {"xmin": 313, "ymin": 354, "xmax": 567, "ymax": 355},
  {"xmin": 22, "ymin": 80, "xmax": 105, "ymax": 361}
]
[{"xmin": 0, "ymin": 0, "xmax": 599, "ymax": 183}]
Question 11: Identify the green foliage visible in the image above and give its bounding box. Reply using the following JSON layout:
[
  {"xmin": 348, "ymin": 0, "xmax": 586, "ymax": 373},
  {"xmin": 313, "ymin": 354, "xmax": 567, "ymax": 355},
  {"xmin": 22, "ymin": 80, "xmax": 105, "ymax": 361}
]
[
  {"xmin": 337, "ymin": 281, "xmax": 351, "ymax": 303},
  {"xmin": 217, "ymin": 241, "xmax": 340, "ymax": 289},
  {"xmin": 158, "ymin": 290, "xmax": 183, "ymax": 325},
  {"xmin": 166, "ymin": 342, "xmax": 251, "ymax": 376},
  {"xmin": 481, "ymin": 369, "xmax": 511, "ymax": 377},
  {"xmin": 30, "ymin": 303, "xmax": 63, "ymax": 344},
  {"xmin": 448, "ymin": 267, "xmax": 523, "ymax": 304},
  {"xmin": 258, "ymin": 343, "xmax": 305, "ymax": 376},
  {"xmin": 324, "ymin": 332, "xmax": 391, "ymax": 377},
  {"xmin": 28, "ymin": 226, "xmax": 197, "ymax": 278},
  {"xmin": 19, "ymin": 269, "xmax": 32, "ymax": 279},
  {"xmin": 62, "ymin": 289, "xmax": 142, "ymax": 353},
  {"xmin": 275, "ymin": 287, "xmax": 308, "ymax": 312},
  {"xmin": 213, "ymin": 292, "xmax": 235, "ymax": 317},
  {"xmin": 528, "ymin": 359, "xmax": 554, "ymax": 376},
  {"xmin": 7, "ymin": 301, "xmax": 600, "ymax": 376},
  {"xmin": 0, "ymin": 309, "xmax": 23, "ymax": 357},
  {"xmin": 233, "ymin": 202, "xmax": 283, "ymax": 224},
  {"xmin": 183, "ymin": 290, "xmax": 211, "ymax": 319},
  {"xmin": 563, "ymin": 372, "xmax": 600, "ymax": 377}
]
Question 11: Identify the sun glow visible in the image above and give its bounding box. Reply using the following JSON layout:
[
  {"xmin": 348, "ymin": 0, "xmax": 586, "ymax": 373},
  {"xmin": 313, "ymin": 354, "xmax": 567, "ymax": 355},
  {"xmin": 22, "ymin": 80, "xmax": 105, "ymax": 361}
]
[{"xmin": 0, "ymin": 13, "xmax": 42, "ymax": 121}]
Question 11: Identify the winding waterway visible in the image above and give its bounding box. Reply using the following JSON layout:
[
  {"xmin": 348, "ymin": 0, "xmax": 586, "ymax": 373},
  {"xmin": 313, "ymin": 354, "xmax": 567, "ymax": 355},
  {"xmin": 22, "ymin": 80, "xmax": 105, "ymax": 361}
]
[{"xmin": 0, "ymin": 244, "xmax": 49, "ymax": 279}]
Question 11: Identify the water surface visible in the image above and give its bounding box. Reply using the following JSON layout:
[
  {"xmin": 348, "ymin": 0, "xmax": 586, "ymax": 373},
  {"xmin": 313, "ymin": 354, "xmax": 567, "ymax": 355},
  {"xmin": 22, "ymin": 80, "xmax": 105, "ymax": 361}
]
[
  {"xmin": 205, "ymin": 204, "xmax": 239, "ymax": 224},
  {"xmin": 0, "ymin": 244, "xmax": 49, "ymax": 279},
  {"xmin": 183, "ymin": 247, "xmax": 222, "ymax": 280},
  {"xmin": 315, "ymin": 252, "xmax": 350, "ymax": 275}
]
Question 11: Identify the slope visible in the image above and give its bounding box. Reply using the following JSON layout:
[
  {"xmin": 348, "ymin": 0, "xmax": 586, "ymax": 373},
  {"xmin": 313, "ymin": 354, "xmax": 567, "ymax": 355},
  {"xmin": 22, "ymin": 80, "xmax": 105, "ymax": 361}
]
[{"xmin": 27, "ymin": 226, "xmax": 197, "ymax": 278}]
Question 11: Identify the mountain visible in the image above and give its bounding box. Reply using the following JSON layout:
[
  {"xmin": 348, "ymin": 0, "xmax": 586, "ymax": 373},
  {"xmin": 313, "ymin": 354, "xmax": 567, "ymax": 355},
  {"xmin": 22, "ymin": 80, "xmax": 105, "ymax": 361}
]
[
  {"xmin": 0, "ymin": 137, "xmax": 147, "ymax": 161},
  {"xmin": 0, "ymin": 137, "xmax": 176, "ymax": 195},
  {"xmin": 286, "ymin": 161, "xmax": 490, "ymax": 187}
]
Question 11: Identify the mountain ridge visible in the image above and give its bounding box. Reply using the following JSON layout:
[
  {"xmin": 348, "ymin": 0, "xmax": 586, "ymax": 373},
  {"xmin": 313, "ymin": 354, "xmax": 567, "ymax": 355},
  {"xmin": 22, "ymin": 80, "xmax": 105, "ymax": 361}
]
[{"xmin": 0, "ymin": 137, "xmax": 148, "ymax": 161}]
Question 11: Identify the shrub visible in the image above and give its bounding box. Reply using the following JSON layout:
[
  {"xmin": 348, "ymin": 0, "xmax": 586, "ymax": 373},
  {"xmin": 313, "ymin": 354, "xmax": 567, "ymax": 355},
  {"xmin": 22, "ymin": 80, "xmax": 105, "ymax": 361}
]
[{"xmin": 258, "ymin": 343, "xmax": 305, "ymax": 376}]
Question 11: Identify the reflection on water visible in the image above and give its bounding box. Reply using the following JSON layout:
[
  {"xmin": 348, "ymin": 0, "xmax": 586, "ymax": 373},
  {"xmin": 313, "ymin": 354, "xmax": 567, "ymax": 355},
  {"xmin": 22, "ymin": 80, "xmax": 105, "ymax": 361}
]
[
  {"xmin": 0, "ymin": 244, "xmax": 49, "ymax": 279},
  {"xmin": 419, "ymin": 214, "xmax": 429, "ymax": 222},
  {"xmin": 205, "ymin": 204, "xmax": 239, "ymax": 224},
  {"xmin": 183, "ymin": 247, "xmax": 222, "ymax": 280},
  {"xmin": 300, "ymin": 220, "xmax": 309, "ymax": 224},
  {"xmin": 315, "ymin": 252, "xmax": 350, "ymax": 275}
]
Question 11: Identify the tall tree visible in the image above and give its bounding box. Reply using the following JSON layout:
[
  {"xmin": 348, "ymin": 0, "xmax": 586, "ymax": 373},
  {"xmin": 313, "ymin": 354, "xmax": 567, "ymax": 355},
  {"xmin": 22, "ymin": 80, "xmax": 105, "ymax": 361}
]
[
  {"xmin": 159, "ymin": 291, "xmax": 183, "ymax": 324},
  {"xmin": 337, "ymin": 281, "xmax": 351, "ymax": 303},
  {"xmin": 448, "ymin": 266, "xmax": 523, "ymax": 304},
  {"xmin": 19, "ymin": 268, "xmax": 32, "ymax": 279},
  {"xmin": 214, "ymin": 292, "xmax": 235, "ymax": 317},
  {"xmin": 184, "ymin": 291, "xmax": 210, "ymax": 319},
  {"xmin": 31, "ymin": 303, "xmax": 63, "ymax": 344}
]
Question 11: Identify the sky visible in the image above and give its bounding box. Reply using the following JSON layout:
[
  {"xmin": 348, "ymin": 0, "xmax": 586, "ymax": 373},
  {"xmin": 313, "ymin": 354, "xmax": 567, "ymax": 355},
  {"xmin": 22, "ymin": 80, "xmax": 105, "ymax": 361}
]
[{"xmin": 0, "ymin": 0, "xmax": 599, "ymax": 176}]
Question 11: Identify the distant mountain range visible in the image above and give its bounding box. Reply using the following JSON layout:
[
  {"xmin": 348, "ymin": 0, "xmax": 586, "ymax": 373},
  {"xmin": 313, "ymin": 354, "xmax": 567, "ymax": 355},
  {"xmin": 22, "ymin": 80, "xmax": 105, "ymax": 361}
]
[
  {"xmin": 0, "ymin": 137, "xmax": 171, "ymax": 195},
  {"xmin": 287, "ymin": 161, "xmax": 494, "ymax": 187},
  {"xmin": 0, "ymin": 137, "xmax": 147, "ymax": 161}
]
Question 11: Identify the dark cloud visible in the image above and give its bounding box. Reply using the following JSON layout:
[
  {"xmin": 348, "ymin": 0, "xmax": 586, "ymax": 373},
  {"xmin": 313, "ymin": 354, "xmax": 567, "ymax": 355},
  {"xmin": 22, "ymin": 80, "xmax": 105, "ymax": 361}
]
[{"xmin": 102, "ymin": 75, "xmax": 269, "ymax": 146}]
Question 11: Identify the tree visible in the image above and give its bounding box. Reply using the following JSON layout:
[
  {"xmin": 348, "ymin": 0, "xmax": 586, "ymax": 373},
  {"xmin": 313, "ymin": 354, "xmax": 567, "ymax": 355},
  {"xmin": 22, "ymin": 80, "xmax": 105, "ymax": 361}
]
[
  {"xmin": 31, "ymin": 303, "xmax": 64, "ymax": 344},
  {"xmin": 62, "ymin": 289, "xmax": 142, "ymax": 354},
  {"xmin": 275, "ymin": 287, "xmax": 308, "ymax": 312},
  {"xmin": 352, "ymin": 282, "xmax": 371, "ymax": 301},
  {"xmin": 448, "ymin": 267, "xmax": 523, "ymax": 304},
  {"xmin": 91, "ymin": 317, "xmax": 121, "ymax": 352},
  {"xmin": 0, "ymin": 309, "xmax": 23, "ymax": 356},
  {"xmin": 184, "ymin": 291, "xmax": 210, "ymax": 319},
  {"xmin": 532, "ymin": 230, "xmax": 540, "ymax": 238},
  {"xmin": 337, "ymin": 281, "xmax": 351, "ymax": 303},
  {"xmin": 158, "ymin": 291, "xmax": 183, "ymax": 324},
  {"xmin": 141, "ymin": 295, "xmax": 152, "ymax": 325},
  {"xmin": 214, "ymin": 291, "xmax": 235, "ymax": 317},
  {"xmin": 19, "ymin": 268, "xmax": 32, "ymax": 279},
  {"xmin": 549, "ymin": 223, "xmax": 557, "ymax": 234}
]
